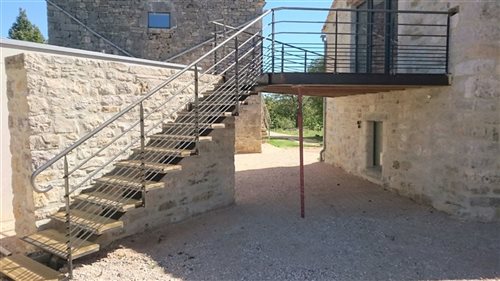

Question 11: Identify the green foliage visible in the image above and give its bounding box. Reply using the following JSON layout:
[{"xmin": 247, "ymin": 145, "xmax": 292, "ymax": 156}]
[
  {"xmin": 264, "ymin": 57, "xmax": 326, "ymax": 131},
  {"xmin": 8, "ymin": 8, "xmax": 45, "ymax": 43}
]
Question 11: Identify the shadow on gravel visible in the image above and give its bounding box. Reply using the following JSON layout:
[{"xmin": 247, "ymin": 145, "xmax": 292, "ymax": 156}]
[{"xmin": 75, "ymin": 162, "xmax": 500, "ymax": 280}]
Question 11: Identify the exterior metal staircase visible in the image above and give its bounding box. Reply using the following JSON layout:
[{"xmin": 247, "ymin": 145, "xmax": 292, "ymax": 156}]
[{"xmin": 1, "ymin": 6, "xmax": 454, "ymax": 280}]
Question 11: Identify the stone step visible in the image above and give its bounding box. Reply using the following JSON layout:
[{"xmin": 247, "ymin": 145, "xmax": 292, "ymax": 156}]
[
  {"xmin": 74, "ymin": 191, "xmax": 142, "ymax": 212},
  {"xmin": 95, "ymin": 175, "xmax": 165, "ymax": 191},
  {"xmin": 51, "ymin": 209, "xmax": 123, "ymax": 235},
  {"xmin": 22, "ymin": 229, "xmax": 100, "ymax": 260},
  {"xmin": 0, "ymin": 254, "xmax": 64, "ymax": 281},
  {"xmin": 132, "ymin": 147, "xmax": 195, "ymax": 157},
  {"xmin": 115, "ymin": 160, "xmax": 182, "ymax": 173}
]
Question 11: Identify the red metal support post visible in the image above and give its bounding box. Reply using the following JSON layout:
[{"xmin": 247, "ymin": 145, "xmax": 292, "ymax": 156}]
[{"xmin": 297, "ymin": 88, "xmax": 305, "ymax": 218}]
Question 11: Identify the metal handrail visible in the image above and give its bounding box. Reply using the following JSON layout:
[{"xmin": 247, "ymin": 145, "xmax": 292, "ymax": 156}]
[{"xmin": 30, "ymin": 9, "xmax": 272, "ymax": 193}]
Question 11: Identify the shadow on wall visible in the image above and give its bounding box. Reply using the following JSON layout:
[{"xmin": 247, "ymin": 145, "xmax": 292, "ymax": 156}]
[{"xmin": 71, "ymin": 162, "xmax": 500, "ymax": 280}]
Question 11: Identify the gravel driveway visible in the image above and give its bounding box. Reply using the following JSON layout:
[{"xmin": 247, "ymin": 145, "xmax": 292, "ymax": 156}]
[{"xmin": 73, "ymin": 144, "xmax": 500, "ymax": 281}]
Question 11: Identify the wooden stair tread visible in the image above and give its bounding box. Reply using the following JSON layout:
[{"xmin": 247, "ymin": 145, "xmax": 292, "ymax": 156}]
[
  {"xmin": 149, "ymin": 134, "xmax": 212, "ymax": 142},
  {"xmin": 51, "ymin": 209, "xmax": 123, "ymax": 234},
  {"xmin": 163, "ymin": 122, "xmax": 225, "ymax": 129},
  {"xmin": 197, "ymin": 101, "xmax": 248, "ymax": 105},
  {"xmin": 177, "ymin": 111, "xmax": 233, "ymax": 117},
  {"xmin": 115, "ymin": 160, "xmax": 182, "ymax": 173},
  {"xmin": 0, "ymin": 254, "xmax": 64, "ymax": 281},
  {"xmin": 132, "ymin": 147, "xmax": 195, "ymax": 157},
  {"xmin": 95, "ymin": 175, "xmax": 165, "ymax": 191},
  {"xmin": 74, "ymin": 191, "xmax": 142, "ymax": 212},
  {"xmin": 22, "ymin": 229, "xmax": 99, "ymax": 260}
]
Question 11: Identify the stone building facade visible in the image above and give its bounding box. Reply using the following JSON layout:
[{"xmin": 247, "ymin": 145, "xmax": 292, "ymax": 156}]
[
  {"xmin": 47, "ymin": 0, "xmax": 265, "ymax": 64},
  {"xmin": 4, "ymin": 48, "xmax": 234, "ymax": 251},
  {"xmin": 323, "ymin": 0, "xmax": 499, "ymax": 221}
]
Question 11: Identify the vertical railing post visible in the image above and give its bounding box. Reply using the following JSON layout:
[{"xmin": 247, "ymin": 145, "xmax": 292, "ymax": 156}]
[
  {"xmin": 63, "ymin": 155, "xmax": 73, "ymax": 279},
  {"xmin": 259, "ymin": 30, "xmax": 265, "ymax": 73},
  {"xmin": 234, "ymin": 36, "xmax": 240, "ymax": 115},
  {"xmin": 213, "ymin": 23, "xmax": 218, "ymax": 74},
  {"xmin": 194, "ymin": 65, "xmax": 200, "ymax": 154},
  {"xmin": 445, "ymin": 13, "xmax": 451, "ymax": 74},
  {"xmin": 252, "ymin": 37, "xmax": 256, "ymax": 76},
  {"xmin": 281, "ymin": 44, "xmax": 285, "ymax": 73},
  {"xmin": 223, "ymin": 19, "xmax": 227, "ymax": 71},
  {"xmin": 139, "ymin": 102, "xmax": 146, "ymax": 207},
  {"xmin": 384, "ymin": 8, "xmax": 392, "ymax": 74},
  {"xmin": 322, "ymin": 38, "xmax": 327, "ymax": 73},
  {"xmin": 334, "ymin": 11, "xmax": 338, "ymax": 73},
  {"xmin": 271, "ymin": 10, "xmax": 276, "ymax": 73},
  {"xmin": 367, "ymin": 4, "xmax": 373, "ymax": 73},
  {"xmin": 304, "ymin": 50, "xmax": 308, "ymax": 73}
]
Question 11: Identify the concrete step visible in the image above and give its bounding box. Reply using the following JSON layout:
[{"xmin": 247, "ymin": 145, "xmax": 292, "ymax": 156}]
[
  {"xmin": 95, "ymin": 175, "xmax": 165, "ymax": 191},
  {"xmin": 22, "ymin": 229, "xmax": 100, "ymax": 260},
  {"xmin": 115, "ymin": 160, "xmax": 182, "ymax": 173},
  {"xmin": 74, "ymin": 191, "xmax": 142, "ymax": 212},
  {"xmin": 0, "ymin": 254, "xmax": 64, "ymax": 281},
  {"xmin": 51, "ymin": 209, "xmax": 123, "ymax": 235}
]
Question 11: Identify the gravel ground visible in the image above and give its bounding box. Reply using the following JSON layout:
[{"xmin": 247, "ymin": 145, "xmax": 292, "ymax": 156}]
[{"xmin": 73, "ymin": 144, "xmax": 500, "ymax": 281}]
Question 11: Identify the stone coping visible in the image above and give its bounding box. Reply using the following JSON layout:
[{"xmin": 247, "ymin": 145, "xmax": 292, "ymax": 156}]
[{"xmin": 0, "ymin": 38, "xmax": 188, "ymax": 70}]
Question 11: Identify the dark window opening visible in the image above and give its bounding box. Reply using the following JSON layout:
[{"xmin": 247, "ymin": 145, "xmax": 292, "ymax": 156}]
[
  {"xmin": 354, "ymin": 0, "xmax": 398, "ymax": 73},
  {"xmin": 148, "ymin": 12, "xmax": 171, "ymax": 29},
  {"xmin": 372, "ymin": 121, "xmax": 383, "ymax": 169}
]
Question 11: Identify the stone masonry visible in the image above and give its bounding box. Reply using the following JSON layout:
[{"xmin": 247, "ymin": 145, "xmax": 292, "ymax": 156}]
[
  {"xmin": 47, "ymin": 0, "xmax": 265, "ymax": 64},
  {"xmin": 6, "ymin": 52, "xmax": 227, "ymax": 243},
  {"xmin": 323, "ymin": 0, "xmax": 500, "ymax": 221},
  {"xmin": 235, "ymin": 94, "xmax": 262, "ymax": 153}
]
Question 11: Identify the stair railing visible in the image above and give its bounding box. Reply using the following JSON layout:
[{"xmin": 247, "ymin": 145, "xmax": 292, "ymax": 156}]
[{"xmin": 30, "ymin": 11, "xmax": 272, "ymax": 278}]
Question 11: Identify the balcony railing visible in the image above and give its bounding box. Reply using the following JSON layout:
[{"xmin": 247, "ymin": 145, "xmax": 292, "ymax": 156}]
[{"xmin": 264, "ymin": 7, "xmax": 457, "ymax": 75}]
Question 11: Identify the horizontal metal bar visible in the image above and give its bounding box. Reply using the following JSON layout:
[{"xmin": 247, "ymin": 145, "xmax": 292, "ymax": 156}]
[{"xmin": 272, "ymin": 7, "xmax": 452, "ymax": 15}]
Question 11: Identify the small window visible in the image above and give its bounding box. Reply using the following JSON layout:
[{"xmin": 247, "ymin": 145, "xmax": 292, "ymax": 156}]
[{"xmin": 148, "ymin": 12, "xmax": 171, "ymax": 29}]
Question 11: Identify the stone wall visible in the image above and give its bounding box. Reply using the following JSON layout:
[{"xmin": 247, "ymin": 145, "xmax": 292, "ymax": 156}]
[
  {"xmin": 323, "ymin": 0, "xmax": 500, "ymax": 221},
  {"xmin": 47, "ymin": 0, "xmax": 265, "ymax": 64},
  {"xmin": 6, "ymin": 52, "xmax": 223, "ymax": 240},
  {"xmin": 101, "ymin": 118, "xmax": 235, "ymax": 244},
  {"xmin": 235, "ymin": 94, "xmax": 262, "ymax": 153}
]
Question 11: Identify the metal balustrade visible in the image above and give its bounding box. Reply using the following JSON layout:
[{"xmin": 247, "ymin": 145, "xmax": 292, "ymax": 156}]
[{"xmin": 28, "ymin": 6, "xmax": 454, "ymax": 279}]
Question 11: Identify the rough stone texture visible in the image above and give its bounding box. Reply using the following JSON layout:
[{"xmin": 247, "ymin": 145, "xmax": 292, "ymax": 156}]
[
  {"xmin": 5, "ymin": 52, "xmax": 221, "ymax": 239},
  {"xmin": 323, "ymin": 1, "xmax": 500, "ymax": 221},
  {"xmin": 235, "ymin": 94, "xmax": 262, "ymax": 153},
  {"xmin": 47, "ymin": 0, "xmax": 265, "ymax": 64}
]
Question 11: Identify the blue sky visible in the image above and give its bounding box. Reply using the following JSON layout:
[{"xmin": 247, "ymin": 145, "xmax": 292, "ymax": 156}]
[
  {"xmin": 1, "ymin": 0, "xmax": 47, "ymax": 38},
  {"xmin": 0, "ymin": 0, "xmax": 332, "ymax": 43}
]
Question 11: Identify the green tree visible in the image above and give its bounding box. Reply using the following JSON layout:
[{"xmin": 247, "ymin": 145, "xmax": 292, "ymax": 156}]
[
  {"xmin": 8, "ymin": 8, "xmax": 45, "ymax": 43},
  {"xmin": 264, "ymin": 58, "xmax": 326, "ymax": 131}
]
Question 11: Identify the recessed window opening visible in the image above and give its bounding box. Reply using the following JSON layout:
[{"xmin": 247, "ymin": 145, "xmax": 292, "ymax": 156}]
[
  {"xmin": 372, "ymin": 121, "xmax": 383, "ymax": 170},
  {"xmin": 148, "ymin": 12, "xmax": 171, "ymax": 29}
]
